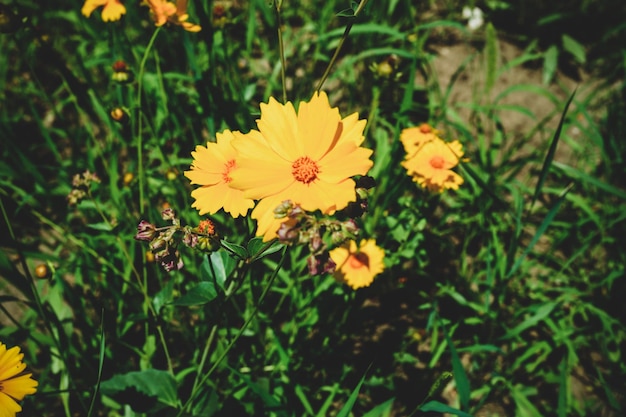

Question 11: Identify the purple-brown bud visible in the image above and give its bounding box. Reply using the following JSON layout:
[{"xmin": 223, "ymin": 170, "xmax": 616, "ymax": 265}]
[{"xmin": 135, "ymin": 220, "xmax": 157, "ymax": 241}]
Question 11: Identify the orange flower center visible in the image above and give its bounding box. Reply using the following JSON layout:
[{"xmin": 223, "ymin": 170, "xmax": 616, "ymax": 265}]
[
  {"xmin": 292, "ymin": 156, "xmax": 319, "ymax": 184},
  {"xmin": 222, "ymin": 159, "xmax": 236, "ymax": 183},
  {"xmin": 419, "ymin": 124, "xmax": 432, "ymax": 133},
  {"xmin": 348, "ymin": 252, "xmax": 369, "ymax": 269},
  {"xmin": 430, "ymin": 156, "xmax": 445, "ymax": 169}
]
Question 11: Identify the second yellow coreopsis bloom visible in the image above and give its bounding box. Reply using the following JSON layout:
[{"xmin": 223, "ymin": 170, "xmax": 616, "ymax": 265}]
[{"xmin": 229, "ymin": 91, "xmax": 374, "ymax": 241}]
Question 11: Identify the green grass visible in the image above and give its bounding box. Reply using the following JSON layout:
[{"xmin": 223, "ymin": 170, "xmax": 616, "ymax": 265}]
[{"xmin": 1, "ymin": 0, "xmax": 625, "ymax": 416}]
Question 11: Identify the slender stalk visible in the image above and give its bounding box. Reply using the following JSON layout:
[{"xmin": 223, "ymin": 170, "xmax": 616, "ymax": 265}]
[
  {"xmin": 175, "ymin": 246, "xmax": 289, "ymax": 417},
  {"xmin": 136, "ymin": 28, "xmax": 162, "ymax": 214},
  {"xmin": 316, "ymin": 0, "xmax": 369, "ymax": 91},
  {"xmin": 275, "ymin": 0, "xmax": 287, "ymax": 102}
]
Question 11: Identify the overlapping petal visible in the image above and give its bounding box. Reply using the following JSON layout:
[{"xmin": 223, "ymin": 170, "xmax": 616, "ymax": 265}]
[
  {"xmin": 229, "ymin": 91, "xmax": 374, "ymax": 240},
  {"xmin": 0, "ymin": 342, "xmax": 37, "ymax": 417},
  {"xmin": 185, "ymin": 130, "xmax": 254, "ymax": 218}
]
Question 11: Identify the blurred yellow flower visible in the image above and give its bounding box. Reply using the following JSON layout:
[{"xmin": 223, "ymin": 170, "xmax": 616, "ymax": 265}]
[
  {"xmin": 143, "ymin": 0, "xmax": 201, "ymax": 32},
  {"xmin": 400, "ymin": 123, "xmax": 439, "ymax": 158},
  {"xmin": 185, "ymin": 130, "xmax": 254, "ymax": 218},
  {"xmin": 81, "ymin": 0, "xmax": 126, "ymax": 22},
  {"xmin": 329, "ymin": 239, "xmax": 385, "ymax": 290},
  {"xmin": 0, "ymin": 342, "xmax": 38, "ymax": 417},
  {"xmin": 229, "ymin": 91, "xmax": 373, "ymax": 241},
  {"xmin": 402, "ymin": 138, "xmax": 464, "ymax": 192}
]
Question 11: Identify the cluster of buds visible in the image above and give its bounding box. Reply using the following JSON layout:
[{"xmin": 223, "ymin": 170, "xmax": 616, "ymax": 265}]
[
  {"xmin": 274, "ymin": 201, "xmax": 361, "ymax": 276},
  {"xmin": 134, "ymin": 208, "xmax": 220, "ymax": 272},
  {"xmin": 67, "ymin": 170, "xmax": 101, "ymax": 205},
  {"xmin": 111, "ymin": 60, "xmax": 134, "ymax": 84}
]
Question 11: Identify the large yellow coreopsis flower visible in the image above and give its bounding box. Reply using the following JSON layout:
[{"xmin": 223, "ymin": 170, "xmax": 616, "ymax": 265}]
[
  {"xmin": 229, "ymin": 91, "xmax": 374, "ymax": 241},
  {"xmin": 329, "ymin": 239, "xmax": 385, "ymax": 289},
  {"xmin": 81, "ymin": 0, "xmax": 126, "ymax": 22},
  {"xmin": 0, "ymin": 342, "xmax": 38, "ymax": 417},
  {"xmin": 402, "ymin": 138, "xmax": 464, "ymax": 192},
  {"xmin": 185, "ymin": 130, "xmax": 254, "ymax": 218}
]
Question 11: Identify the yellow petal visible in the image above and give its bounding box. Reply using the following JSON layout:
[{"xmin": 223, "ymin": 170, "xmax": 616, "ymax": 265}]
[
  {"xmin": 0, "ymin": 392, "xmax": 22, "ymax": 417},
  {"xmin": 101, "ymin": 0, "xmax": 126, "ymax": 21},
  {"xmin": 297, "ymin": 91, "xmax": 342, "ymax": 160},
  {"xmin": 256, "ymin": 98, "xmax": 302, "ymax": 160},
  {"xmin": 81, "ymin": 0, "xmax": 108, "ymax": 17}
]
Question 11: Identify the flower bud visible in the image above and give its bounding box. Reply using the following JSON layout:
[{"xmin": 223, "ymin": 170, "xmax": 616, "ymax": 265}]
[
  {"xmin": 34, "ymin": 263, "xmax": 49, "ymax": 279},
  {"xmin": 134, "ymin": 220, "xmax": 157, "ymax": 242},
  {"xmin": 110, "ymin": 107, "xmax": 130, "ymax": 124}
]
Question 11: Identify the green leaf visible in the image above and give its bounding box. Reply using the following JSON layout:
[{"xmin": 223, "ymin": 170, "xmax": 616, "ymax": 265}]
[
  {"xmin": 542, "ymin": 45, "xmax": 558, "ymax": 85},
  {"xmin": 171, "ymin": 282, "xmax": 218, "ymax": 306},
  {"xmin": 220, "ymin": 240, "xmax": 248, "ymax": 260},
  {"xmin": 502, "ymin": 302, "xmax": 558, "ymax": 340},
  {"xmin": 247, "ymin": 237, "xmax": 284, "ymax": 261},
  {"xmin": 363, "ymin": 397, "xmax": 394, "ymax": 417},
  {"xmin": 561, "ymin": 34, "xmax": 586, "ymax": 64},
  {"xmin": 87, "ymin": 222, "xmax": 114, "ymax": 231},
  {"xmin": 529, "ymin": 88, "xmax": 576, "ymax": 212},
  {"xmin": 418, "ymin": 401, "xmax": 475, "ymax": 417},
  {"xmin": 201, "ymin": 251, "xmax": 235, "ymax": 289},
  {"xmin": 484, "ymin": 22, "xmax": 498, "ymax": 95},
  {"xmin": 509, "ymin": 184, "xmax": 572, "ymax": 278},
  {"xmin": 100, "ymin": 369, "xmax": 179, "ymax": 408},
  {"xmin": 336, "ymin": 367, "xmax": 370, "ymax": 417}
]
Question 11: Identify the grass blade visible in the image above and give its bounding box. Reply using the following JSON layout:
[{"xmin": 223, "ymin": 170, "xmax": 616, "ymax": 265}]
[{"xmin": 528, "ymin": 88, "xmax": 577, "ymax": 213}]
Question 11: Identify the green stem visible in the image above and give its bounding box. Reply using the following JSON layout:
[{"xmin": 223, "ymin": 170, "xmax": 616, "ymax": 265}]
[
  {"xmin": 275, "ymin": 0, "xmax": 287, "ymax": 102},
  {"xmin": 316, "ymin": 0, "xmax": 369, "ymax": 91},
  {"xmin": 175, "ymin": 246, "xmax": 289, "ymax": 417},
  {"xmin": 136, "ymin": 28, "xmax": 162, "ymax": 214}
]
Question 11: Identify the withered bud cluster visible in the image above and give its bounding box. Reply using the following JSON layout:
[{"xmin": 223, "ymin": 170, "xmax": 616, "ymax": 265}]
[
  {"xmin": 275, "ymin": 201, "xmax": 361, "ymax": 276},
  {"xmin": 134, "ymin": 208, "xmax": 220, "ymax": 272},
  {"xmin": 67, "ymin": 170, "xmax": 101, "ymax": 205}
]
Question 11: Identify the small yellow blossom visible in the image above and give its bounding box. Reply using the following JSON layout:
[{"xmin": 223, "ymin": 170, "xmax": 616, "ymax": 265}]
[
  {"xmin": 329, "ymin": 239, "xmax": 385, "ymax": 290},
  {"xmin": 400, "ymin": 123, "xmax": 440, "ymax": 158},
  {"xmin": 81, "ymin": 0, "xmax": 126, "ymax": 22},
  {"xmin": 402, "ymin": 138, "xmax": 464, "ymax": 192}
]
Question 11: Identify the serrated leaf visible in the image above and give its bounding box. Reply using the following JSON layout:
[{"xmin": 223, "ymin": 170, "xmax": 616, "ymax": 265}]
[
  {"xmin": 100, "ymin": 369, "xmax": 179, "ymax": 408},
  {"xmin": 171, "ymin": 282, "xmax": 218, "ymax": 306},
  {"xmin": 561, "ymin": 34, "xmax": 586, "ymax": 64}
]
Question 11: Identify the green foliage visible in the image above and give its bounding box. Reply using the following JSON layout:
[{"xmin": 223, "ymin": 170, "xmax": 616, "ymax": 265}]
[{"xmin": 1, "ymin": 0, "xmax": 625, "ymax": 416}]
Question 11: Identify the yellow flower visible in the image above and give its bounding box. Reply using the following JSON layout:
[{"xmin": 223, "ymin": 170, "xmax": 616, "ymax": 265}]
[
  {"xmin": 185, "ymin": 130, "xmax": 254, "ymax": 218},
  {"xmin": 229, "ymin": 91, "xmax": 374, "ymax": 241},
  {"xmin": 81, "ymin": 0, "xmax": 126, "ymax": 22},
  {"xmin": 329, "ymin": 239, "xmax": 385, "ymax": 290},
  {"xmin": 400, "ymin": 123, "xmax": 439, "ymax": 158},
  {"xmin": 402, "ymin": 138, "xmax": 464, "ymax": 192},
  {"xmin": 143, "ymin": 0, "xmax": 201, "ymax": 32},
  {"xmin": 0, "ymin": 342, "xmax": 38, "ymax": 417}
]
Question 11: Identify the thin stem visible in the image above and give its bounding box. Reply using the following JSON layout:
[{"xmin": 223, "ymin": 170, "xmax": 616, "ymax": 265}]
[
  {"xmin": 316, "ymin": 0, "xmax": 369, "ymax": 92},
  {"xmin": 136, "ymin": 28, "xmax": 162, "ymax": 214},
  {"xmin": 175, "ymin": 246, "xmax": 289, "ymax": 417},
  {"xmin": 275, "ymin": 0, "xmax": 287, "ymax": 102}
]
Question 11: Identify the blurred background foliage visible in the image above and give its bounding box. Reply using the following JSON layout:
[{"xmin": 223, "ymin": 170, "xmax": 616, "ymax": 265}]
[{"xmin": 1, "ymin": 0, "xmax": 625, "ymax": 416}]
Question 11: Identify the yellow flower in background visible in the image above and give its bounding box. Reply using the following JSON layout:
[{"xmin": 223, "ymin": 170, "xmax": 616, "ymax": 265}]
[
  {"xmin": 329, "ymin": 239, "xmax": 385, "ymax": 290},
  {"xmin": 229, "ymin": 91, "xmax": 374, "ymax": 241},
  {"xmin": 185, "ymin": 130, "xmax": 254, "ymax": 218},
  {"xmin": 81, "ymin": 0, "xmax": 126, "ymax": 22},
  {"xmin": 143, "ymin": 0, "xmax": 201, "ymax": 32},
  {"xmin": 402, "ymin": 138, "xmax": 464, "ymax": 192},
  {"xmin": 0, "ymin": 342, "xmax": 38, "ymax": 417},
  {"xmin": 400, "ymin": 123, "xmax": 440, "ymax": 158}
]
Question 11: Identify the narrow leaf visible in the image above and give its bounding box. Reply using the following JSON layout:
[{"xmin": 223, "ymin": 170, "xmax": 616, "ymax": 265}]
[
  {"xmin": 484, "ymin": 22, "xmax": 498, "ymax": 95},
  {"xmin": 529, "ymin": 88, "xmax": 577, "ymax": 213}
]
